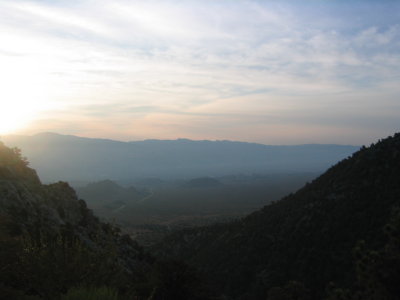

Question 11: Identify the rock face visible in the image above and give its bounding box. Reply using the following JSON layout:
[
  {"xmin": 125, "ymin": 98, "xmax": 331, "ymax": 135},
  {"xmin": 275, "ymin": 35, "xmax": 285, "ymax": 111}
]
[
  {"xmin": 0, "ymin": 142, "xmax": 151, "ymax": 298},
  {"xmin": 0, "ymin": 145, "xmax": 42, "ymax": 220},
  {"xmin": 1, "ymin": 142, "xmax": 90, "ymax": 233}
]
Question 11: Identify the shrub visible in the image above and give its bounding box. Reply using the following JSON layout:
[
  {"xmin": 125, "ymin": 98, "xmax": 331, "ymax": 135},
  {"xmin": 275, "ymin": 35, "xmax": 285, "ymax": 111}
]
[{"xmin": 60, "ymin": 286, "xmax": 119, "ymax": 300}]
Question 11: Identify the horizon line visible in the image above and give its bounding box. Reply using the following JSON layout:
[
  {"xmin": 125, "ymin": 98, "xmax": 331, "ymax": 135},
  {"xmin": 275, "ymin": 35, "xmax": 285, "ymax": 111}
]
[{"xmin": 1, "ymin": 131, "xmax": 362, "ymax": 147}]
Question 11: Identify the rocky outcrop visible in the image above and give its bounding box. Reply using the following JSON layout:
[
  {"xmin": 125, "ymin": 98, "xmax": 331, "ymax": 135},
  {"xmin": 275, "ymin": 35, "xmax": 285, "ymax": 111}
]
[{"xmin": 0, "ymin": 141, "xmax": 147, "ymax": 274}]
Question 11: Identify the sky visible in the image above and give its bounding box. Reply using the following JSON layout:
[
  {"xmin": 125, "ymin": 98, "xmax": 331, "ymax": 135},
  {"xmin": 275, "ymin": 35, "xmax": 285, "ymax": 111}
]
[{"xmin": 0, "ymin": 0, "xmax": 399, "ymax": 145}]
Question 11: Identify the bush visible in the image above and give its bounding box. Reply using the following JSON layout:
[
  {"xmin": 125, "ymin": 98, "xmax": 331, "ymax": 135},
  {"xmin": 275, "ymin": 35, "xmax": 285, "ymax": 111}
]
[{"xmin": 60, "ymin": 286, "xmax": 119, "ymax": 300}]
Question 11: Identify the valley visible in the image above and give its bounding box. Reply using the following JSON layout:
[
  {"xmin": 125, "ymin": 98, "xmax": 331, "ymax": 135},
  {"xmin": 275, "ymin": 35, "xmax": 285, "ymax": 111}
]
[
  {"xmin": 1, "ymin": 133, "xmax": 399, "ymax": 299},
  {"xmin": 74, "ymin": 173, "xmax": 318, "ymax": 245},
  {"xmin": 1, "ymin": 1, "xmax": 398, "ymax": 298}
]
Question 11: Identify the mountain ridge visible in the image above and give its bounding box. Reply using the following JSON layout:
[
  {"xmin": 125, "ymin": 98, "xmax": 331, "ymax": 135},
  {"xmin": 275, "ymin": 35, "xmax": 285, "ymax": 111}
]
[
  {"xmin": 6, "ymin": 132, "xmax": 360, "ymax": 147},
  {"xmin": 154, "ymin": 133, "xmax": 400, "ymax": 299},
  {"xmin": 2, "ymin": 133, "xmax": 359, "ymax": 182}
]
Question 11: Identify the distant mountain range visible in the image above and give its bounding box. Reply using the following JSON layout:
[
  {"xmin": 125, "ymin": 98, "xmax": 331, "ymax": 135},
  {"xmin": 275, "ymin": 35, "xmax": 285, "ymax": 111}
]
[{"xmin": 2, "ymin": 132, "xmax": 359, "ymax": 182}]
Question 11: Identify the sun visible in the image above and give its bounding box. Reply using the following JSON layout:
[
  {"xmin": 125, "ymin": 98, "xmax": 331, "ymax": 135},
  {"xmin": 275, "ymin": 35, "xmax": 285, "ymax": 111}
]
[
  {"xmin": 0, "ymin": 102, "xmax": 34, "ymax": 134},
  {"xmin": 0, "ymin": 57, "xmax": 53, "ymax": 135},
  {"xmin": 0, "ymin": 82, "xmax": 48, "ymax": 135}
]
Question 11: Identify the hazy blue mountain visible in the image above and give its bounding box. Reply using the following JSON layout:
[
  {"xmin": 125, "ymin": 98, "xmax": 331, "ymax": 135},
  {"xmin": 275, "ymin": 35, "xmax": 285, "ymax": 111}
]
[{"xmin": 2, "ymin": 132, "xmax": 359, "ymax": 182}]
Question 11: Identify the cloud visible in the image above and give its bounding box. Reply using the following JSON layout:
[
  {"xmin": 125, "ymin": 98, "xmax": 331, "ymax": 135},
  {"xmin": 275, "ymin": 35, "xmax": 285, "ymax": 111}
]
[{"xmin": 0, "ymin": 0, "xmax": 399, "ymax": 144}]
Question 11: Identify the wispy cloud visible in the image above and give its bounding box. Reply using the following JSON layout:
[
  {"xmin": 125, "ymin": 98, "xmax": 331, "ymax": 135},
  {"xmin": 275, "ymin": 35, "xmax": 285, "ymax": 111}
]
[{"xmin": 0, "ymin": 0, "xmax": 399, "ymax": 144}]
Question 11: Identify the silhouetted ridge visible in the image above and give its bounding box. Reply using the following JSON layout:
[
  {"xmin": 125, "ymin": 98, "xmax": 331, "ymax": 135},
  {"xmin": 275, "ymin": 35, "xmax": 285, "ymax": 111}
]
[
  {"xmin": 0, "ymin": 142, "xmax": 213, "ymax": 299},
  {"xmin": 0, "ymin": 141, "xmax": 40, "ymax": 184},
  {"xmin": 155, "ymin": 133, "xmax": 400, "ymax": 299}
]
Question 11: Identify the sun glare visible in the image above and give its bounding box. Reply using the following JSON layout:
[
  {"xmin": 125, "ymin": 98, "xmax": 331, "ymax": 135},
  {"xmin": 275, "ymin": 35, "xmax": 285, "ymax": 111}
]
[
  {"xmin": 0, "ymin": 57, "xmax": 54, "ymax": 135},
  {"xmin": 0, "ymin": 102, "xmax": 34, "ymax": 135}
]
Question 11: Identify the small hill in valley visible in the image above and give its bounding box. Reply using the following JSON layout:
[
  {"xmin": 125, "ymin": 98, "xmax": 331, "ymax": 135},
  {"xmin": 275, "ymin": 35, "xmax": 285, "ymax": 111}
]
[
  {"xmin": 75, "ymin": 179, "xmax": 145, "ymax": 209},
  {"xmin": 183, "ymin": 177, "xmax": 222, "ymax": 188}
]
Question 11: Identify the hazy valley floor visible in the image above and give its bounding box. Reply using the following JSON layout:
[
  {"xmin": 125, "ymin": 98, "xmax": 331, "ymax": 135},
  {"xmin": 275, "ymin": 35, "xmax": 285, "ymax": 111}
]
[{"xmin": 75, "ymin": 173, "xmax": 318, "ymax": 246}]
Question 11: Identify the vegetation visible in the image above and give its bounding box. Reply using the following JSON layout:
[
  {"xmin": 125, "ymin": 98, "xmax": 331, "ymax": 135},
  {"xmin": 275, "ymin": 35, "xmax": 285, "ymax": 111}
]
[
  {"xmin": 155, "ymin": 133, "xmax": 400, "ymax": 299},
  {"xmin": 0, "ymin": 142, "xmax": 29, "ymax": 167},
  {"xmin": 327, "ymin": 207, "xmax": 400, "ymax": 300},
  {"xmin": 0, "ymin": 217, "xmax": 126, "ymax": 299},
  {"xmin": 60, "ymin": 286, "xmax": 119, "ymax": 300},
  {"xmin": 0, "ymin": 142, "xmax": 36, "ymax": 182},
  {"xmin": 0, "ymin": 142, "xmax": 214, "ymax": 299},
  {"xmin": 76, "ymin": 174, "xmax": 315, "ymax": 246},
  {"xmin": 1, "ymin": 133, "xmax": 399, "ymax": 299}
]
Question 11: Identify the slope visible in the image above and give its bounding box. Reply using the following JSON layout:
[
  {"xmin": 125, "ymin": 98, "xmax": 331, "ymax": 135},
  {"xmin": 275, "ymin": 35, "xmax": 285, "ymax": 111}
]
[
  {"xmin": 155, "ymin": 133, "xmax": 400, "ymax": 299},
  {"xmin": 0, "ymin": 142, "xmax": 212, "ymax": 299}
]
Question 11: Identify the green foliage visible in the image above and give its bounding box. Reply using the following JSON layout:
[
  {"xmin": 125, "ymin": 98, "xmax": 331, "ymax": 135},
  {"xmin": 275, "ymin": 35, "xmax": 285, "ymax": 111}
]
[
  {"xmin": 148, "ymin": 260, "xmax": 211, "ymax": 300},
  {"xmin": 0, "ymin": 213, "xmax": 130, "ymax": 299},
  {"xmin": 17, "ymin": 227, "xmax": 126, "ymax": 299},
  {"xmin": 0, "ymin": 283, "xmax": 42, "ymax": 300},
  {"xmin": 327, "ymin": 208, "xmax": 400, "ymax": 300},
  {"xmin": 0, "ymin": 142, "xmax": 40, "ymax": 184},
  {"xmin": 0, "ymin": 141, "xmax": 215, "ymax": 300},
  {"xmin": 60, "ymin": 286, "xmax": 119, "ymax": 300},
  {"xmin": 0, "ymin": 142, "xmax": 29, "ymax": 167},
  {"xmin": 156, "ymin": 133, "xmax": 400, "ymax": 299},
  {"xmin": 267, "ymin": 281, "xmax": 310, "ymax": 300}
]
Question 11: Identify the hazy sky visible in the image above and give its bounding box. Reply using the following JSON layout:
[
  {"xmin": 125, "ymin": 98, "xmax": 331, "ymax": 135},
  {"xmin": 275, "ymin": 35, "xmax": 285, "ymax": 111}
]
[{"xmin": 0, "ymin": 0, "xmax": 399, "ymax": 144}]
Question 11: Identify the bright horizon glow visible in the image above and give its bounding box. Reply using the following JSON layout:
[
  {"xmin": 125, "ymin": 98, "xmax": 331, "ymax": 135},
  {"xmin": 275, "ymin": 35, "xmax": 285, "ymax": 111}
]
[
  {"xmin": 0, "ymin": 53, "xmax": 59, "ymax": 134},
  {"xmin": 0, "ymin": 1, "xmax": 399, "ymax": 144}
]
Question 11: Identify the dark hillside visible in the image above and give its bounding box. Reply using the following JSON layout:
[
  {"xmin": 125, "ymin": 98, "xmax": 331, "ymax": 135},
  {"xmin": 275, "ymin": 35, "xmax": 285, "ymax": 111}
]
[
  {"xmin": 155, "ymin": 133, "xmax": 400, "ymax": 299},
  {"xmin": 0, "ymin": 142, "xmax": 213, "ymax": 299}
]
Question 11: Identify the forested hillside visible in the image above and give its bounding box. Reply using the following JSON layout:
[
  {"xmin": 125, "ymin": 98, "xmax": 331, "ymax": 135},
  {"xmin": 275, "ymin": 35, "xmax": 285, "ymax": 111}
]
[
  {"xmin": 155, "ymin": 133, "xmax": 400, "ymax": 299},
  {"xmin": 0, "ymin": 142, "xmax": 212, "ymax": 299}
]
